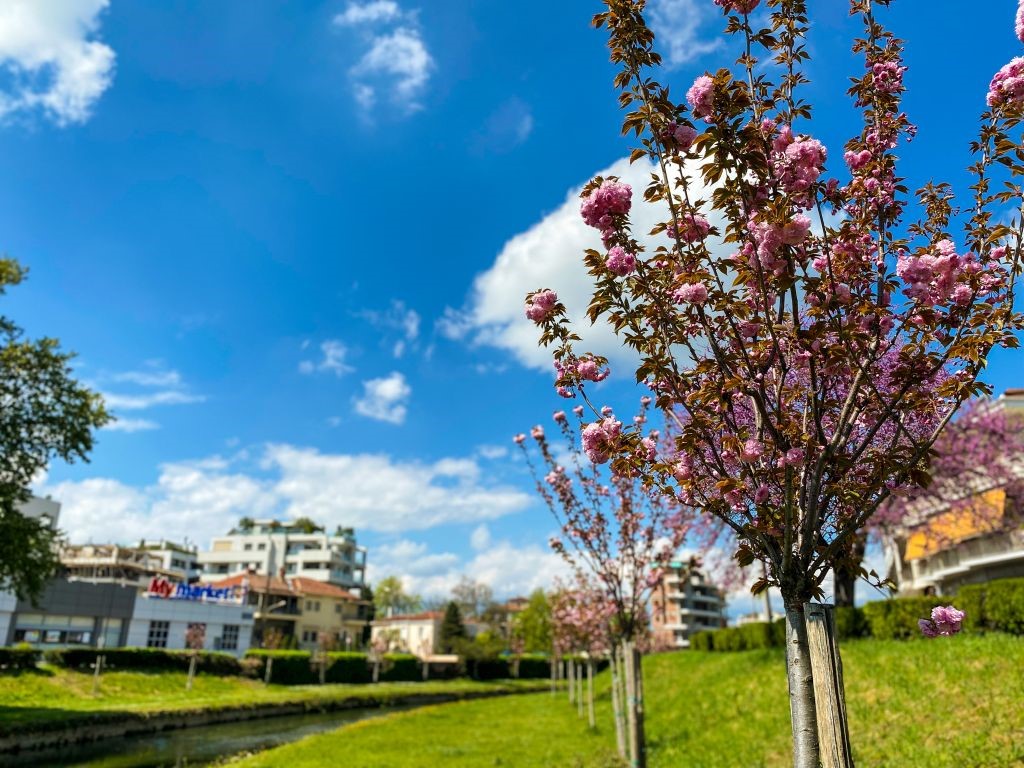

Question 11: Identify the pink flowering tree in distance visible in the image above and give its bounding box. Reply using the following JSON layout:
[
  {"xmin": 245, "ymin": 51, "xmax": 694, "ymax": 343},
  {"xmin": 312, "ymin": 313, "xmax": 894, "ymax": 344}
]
[
  {"xmin": 524, "ymin": 1, "xmax": 1024, "ymax": 765},
  {"xmin": 517, "ymin": 403, "xmax": 690, "ymax": 767}
]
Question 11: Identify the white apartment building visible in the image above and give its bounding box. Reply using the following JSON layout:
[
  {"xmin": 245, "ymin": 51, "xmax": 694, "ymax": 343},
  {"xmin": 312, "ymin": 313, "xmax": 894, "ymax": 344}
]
[
  {"xmin": 60, "ymin": 541, "xmax": 200, "ymax": 588},
  {"xmin": 370, "ymin": 611, "xmax": 444, "ymax": 658},
  {"xmin": 651, "ymin": 562, "xmax": 727, "ymax": 649},
  {"xmin": 198, "ymin": 519, "xmax": 367, "ymax": 590}
]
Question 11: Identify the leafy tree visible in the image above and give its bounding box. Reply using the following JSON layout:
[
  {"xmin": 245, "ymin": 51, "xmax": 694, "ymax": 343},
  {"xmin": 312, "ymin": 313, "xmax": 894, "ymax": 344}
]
[
  {"xmin": 439, "ymin": 601, "xmax": 466, "ymax": 653},
  {"xmin": 290, "ymin": 516, "xmax": 324, "ymax": 534},
  {"xmin": 0, "ymin": 258, "xmax": 109, "ymax": 599},
  {"xmin": 373, "ymin": 575, "xmax": 422, "ymax": 617},
  {"xmin": 511, "ymin": 589, "xmax": 552, "ymax": 653},
  {"xmin": 237, "ymin": 516, "xmax": 255, "ymax": 532},
  {"xmin": 450, "ymin": 575, "xmax": 493, "ymax": 618}
]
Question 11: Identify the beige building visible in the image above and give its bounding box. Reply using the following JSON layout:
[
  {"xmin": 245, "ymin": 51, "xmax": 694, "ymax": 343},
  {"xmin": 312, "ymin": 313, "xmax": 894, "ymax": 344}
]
[
  {"xmin": 650, "ymin": 562, "xmax": 726, "ymax": 649},
  {"xmin": 370, "ymin": 611, "xmax": 444, "ymax": 658}
]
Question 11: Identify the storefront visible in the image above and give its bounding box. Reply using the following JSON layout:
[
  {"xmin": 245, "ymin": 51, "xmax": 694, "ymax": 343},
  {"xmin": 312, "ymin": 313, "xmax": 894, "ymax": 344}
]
[{"xmin": 1, "ymin": 577, "xmax": 255, "ymax": 657}]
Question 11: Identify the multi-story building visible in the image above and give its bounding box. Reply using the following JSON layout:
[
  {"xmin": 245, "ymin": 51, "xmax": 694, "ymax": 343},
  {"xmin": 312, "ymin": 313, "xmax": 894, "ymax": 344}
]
[
  {"xmin": 650, "ymin": 562, "xmax": 726, "ymax": 649},
  {"xmin": 370, "ymin": 611, "xmax": 444, "ymax": 658},
  {"xmin": 60, "ymin": 542, "xmax": 195, "ymax": 588},
  {"xmin": 198, "ymin": 519, "xmax": 367, "ymax": 590},
  {"xmin": 208, "ymin": 573, "xmax": 369, "ymax": 650},
  {"xmin": 884, "ymin": 389, "xmax": 1024, "ymax": 595}
]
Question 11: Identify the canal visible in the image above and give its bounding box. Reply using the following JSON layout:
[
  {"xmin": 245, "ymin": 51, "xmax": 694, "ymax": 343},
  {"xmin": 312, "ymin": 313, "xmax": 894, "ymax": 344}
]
[{"xmin": 7, "ymin": 705, "xmax": 406, "ymax": 767}]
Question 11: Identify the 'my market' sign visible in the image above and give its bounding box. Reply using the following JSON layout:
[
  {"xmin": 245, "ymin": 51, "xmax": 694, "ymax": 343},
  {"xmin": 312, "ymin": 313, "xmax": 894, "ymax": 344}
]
[{"xmin": 147, "ymin": 577, "xmax": 244, "ymax": 604}]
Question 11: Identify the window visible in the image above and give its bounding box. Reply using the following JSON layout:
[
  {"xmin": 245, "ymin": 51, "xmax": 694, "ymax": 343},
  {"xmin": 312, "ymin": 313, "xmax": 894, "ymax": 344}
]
[
  {"xmin": 301, "ymin": 630, "xmax": 318, "ymax": 643},
  {"xmin": 221, "ymin": 624, "xmax": 239, "ymax": 651},
  {"xmin": 335, "ymin": 603, "xmax": 342, "ymax": 614},
  {"xmin": 147, "ymin": 621, "xmax": 170, "ymax": 648},
  {"xmin": 243, "ymin": 543, "xmax": 252, "ymax": 551},
  {"xmin": 257, "ymin": 543, "xmax": 266, "ymax": 551}
]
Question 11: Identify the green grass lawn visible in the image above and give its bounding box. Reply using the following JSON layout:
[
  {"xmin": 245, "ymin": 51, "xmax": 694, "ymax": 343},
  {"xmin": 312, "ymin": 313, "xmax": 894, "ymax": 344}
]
[
  {"xmin": 228, "ymin": 634, "xmax": 1024, "ymax": 768},
  {"xmin": 0, "ymin": 666, "xmax": 549, "ymax": 735}
]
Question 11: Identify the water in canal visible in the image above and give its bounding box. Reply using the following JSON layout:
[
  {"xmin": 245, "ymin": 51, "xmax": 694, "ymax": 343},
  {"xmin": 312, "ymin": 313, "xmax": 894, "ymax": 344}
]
[{"xmin": 6, "ymin": 705, "xmax": 404, "ymax": 767}]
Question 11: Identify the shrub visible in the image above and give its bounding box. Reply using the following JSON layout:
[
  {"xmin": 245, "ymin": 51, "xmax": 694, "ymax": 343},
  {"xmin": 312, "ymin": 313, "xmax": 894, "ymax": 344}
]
[
  {"xmin": 379, "ymin": 653, "xmax": 420, "ymax": 682},
  {"xmin": 324, "ymin": 652, "xmax": 371, "ymax": 684},
  {"xmin": 45, "ymin": 647, "xmax": 242, "ymax": 675},
  {"xmin": 835, "ymin": 606, "xmax": 868, "ymax": 640},
  {"xmin": 863, "ymin": 596, "xmax": 952, "ymax": 640},
  {"xmin": 689, "ymin": 631, "xmax": 713, "ymax": 651},
  {"xmin": 771, "ymin": 617, "xmax": 787, "ymax": 646},
  {"xmin": 468, "ymin": 657, "xmax": 510, "ymax": 680},
  {"xmin": 739, "ymin": 622, "xmax": 776, "ymax": 650},
  {"xmin": 957, "ymin": 584, "xmax": 987, "ymax": 634},
  {"xmin": 714, "ymin": 627, "xmax": 747, "ymax": 652},
  {"xmin": 982, "ymin": 578, "xmax": 1024, "ymax": 635},
  {"xmin": 244, "ymin": 650, "xmax": 315, "ymax": 684},
  {"xmin": 515, "ymin": 655, "xmax": 551, "ymax": 678},
  {"xmin": 0, "ymin": 644, "xmax": 40, "ymax": 671}
]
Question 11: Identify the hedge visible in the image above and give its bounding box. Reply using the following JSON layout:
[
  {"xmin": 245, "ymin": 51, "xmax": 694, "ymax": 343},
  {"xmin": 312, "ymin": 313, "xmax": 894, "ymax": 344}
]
[
  {"xmin": 514, "ymin": 656, "xmax": 552, "ymax": 679},
  {"xmin": 467, "ymin": 657, "xmax": 510, "ymax": 681},
  {"xmin": 690, "ymin": 631, "xmax": 714, "ymax": 651},
  {"xmin": 378, "ymin": 653, "xmax": 420, "ymax": 682},
  {"xmin": 0, "ymin": 645, "xmax": 41, "ymax": 671},
  {"xmin": 324, "ymin": 652, "xmax": 372, "ymax": 684},
  {"xmin": 956, "ymin": 577, "xmax": 1024, "ymax": 635},
  {"xmin": 45, "ymin": 647, "xmax": 243, "ymax": 675},
  {"xmin": 690, "ymin": 608, "xmax": 867, "ymax": 652},
  {"xmin": 862, "ymin": 596, "xmax": 954, "ymax": 640},
  {"xmin": 244, "ymin": 650, "xmax": 315, "ymax": 684}
]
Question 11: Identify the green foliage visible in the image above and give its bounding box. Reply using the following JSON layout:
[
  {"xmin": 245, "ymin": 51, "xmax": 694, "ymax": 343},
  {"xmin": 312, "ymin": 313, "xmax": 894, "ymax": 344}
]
[
  {"xmin": 0, "ymin": 645, "xmax": 40, "ymax": 671},
  {"xmin": 689, "ymin": 631, "xmax": 714, "ymax": 651},
  {"xmin": 466, "ymin": 657, "xmax": 510, "ymax": 681},
  {"xmin": 290, "ymin": 516, "xmax": 324, "ymax": 534},
  {"xmin": 244, "ymin": 650, "xmax": 315, "ymax": 684},
  {"xmin": 440, "ymin": 601, "xmax": 466, "ymax": 653},
  {"xmin": 714, "ymin": 627, "xmax": 747, "ymax": 652},
  {"xmin": 324, "ymin": 651, "xmax": 372, "ymax": 684},
  {"xmin": 863, "ymin": 596, "xmax": 952, "ymax": 640},
  {"xmin": 0, "ymin": 258, "xmax": 110, "ymax": 600},
  {"xmin": 514, "ymin": 655, "xmax": 552, "ymax": 679},
  {"xmin": 739, "ymin": 622, "xmax": 775, "ymax": 649},
  {"xmin": 373, "ymin": 575, "xmax": 422, "ymax": 617},
  {"xmin": 956, "ymin": 577, "xmax": 1024, "ymax": 635},
  {"xmin": 512, "ymin": 588, "xmax": 552, "ymax": 653},
  {"xmin": 379, "ymin": 653, "xmax": 420, "ymax": 682},
  {"xmin": 45, "ymin": 647, "xmax": 242, "ymax": 675},
  {"xmin": 835, "ymin": 606, "xmax": 869, "ymax": 639}
]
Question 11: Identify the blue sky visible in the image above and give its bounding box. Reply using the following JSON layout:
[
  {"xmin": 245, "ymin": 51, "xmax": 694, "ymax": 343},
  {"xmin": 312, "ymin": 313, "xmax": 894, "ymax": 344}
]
[{"xmin": 2, "ymin": 0, "xmax": 1022, "ymax": 607}]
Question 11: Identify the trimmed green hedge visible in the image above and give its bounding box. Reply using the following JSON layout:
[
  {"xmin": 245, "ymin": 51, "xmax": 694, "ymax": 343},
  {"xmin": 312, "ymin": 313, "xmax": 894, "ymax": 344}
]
[
  {"xmin": 0, "ymin": 645, "xmax": 41, "ymax": 671},
  {"xmin": 244, "ymin": 650, "xmax": 315, "ymax": 684},
  {"xmin": 690, "ymin": 631, "xmax": 714, "ymax": 651},
  {"xmin": 863, "ymin": 596, "xmax": 953, "ymax": 640},
  {"xmin": 957, "ymin": 577, "xmax": 1024, "ymax": 635},
  {"xmin": 46, "ymin": 647, "xmax": 242, "ymax": 675},
  {"xmin": 690, "ymin": 608, "xmax": 867, "ymax": 652},
  {"xmin": 325, "ymin": 652, "xmax": 372, "ymax": 684},
  {"xmin": 513, "ymin": 656, "xmax": 551, "ymax": 679},
  {"xmin": 379, "ymin": 653, "xmax": 420, "ymax": 682}
]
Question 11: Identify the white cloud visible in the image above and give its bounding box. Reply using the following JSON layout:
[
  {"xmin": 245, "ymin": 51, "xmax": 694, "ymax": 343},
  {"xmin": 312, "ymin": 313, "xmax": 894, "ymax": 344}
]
[
  {"xmin": 102, "ymin": 390, "xmax": 205, "ymax": 410},
  {"xmin": 103, "ymin": 417, "xmax": 159, "ymax": 433},
  {"xmin": 353, "ymin": 371, "xmax": 411, "ymax": 424},
  {"xmin": 443, "ymin": 155, "xmax": 724, "ymax": 372},
  {"xmin": 359, "ymin": 300, "xmax": 420, "ymax": 358},
  {"xmin": 269, "ymin": 444, "xmax": 527, "ymax": 531},
  {"xmin": 647, "ymin": 0, "xmax": 722, "ymax": 68},
  {"xmin": 111, "ymin": 369, "xmax": 183, "ymax": 388},
  {"xmin": 299, "ymin": 339, "xmax": 354, "ymax": 377},
  {"xmin": 350, "ymin": 27, "xmax": 432, "ymax": 114},
  {"xmin": 41, "ymin": 443, "xmax": 533, "ymax": 547},
  {"xmin": 333, "ymin": 1, "xmax": 402, "ymax": 27},
  {"xmin": 469, "ymin": 524, "xmax": 491, "ymax": 551},
  {"xmin": 0, "ymin": 0, "xmax": 115, "ymax": 125},
  {"xmin": 474, "ymin": 97, "xmax": 533, "ymax": 152},
  {"xmin": 334, "ymin": 2, "xmax": 433, "ymax": 117},
  {"xmin": 476, "ymin": 444, "xmax": 508, "ymax": 460}
]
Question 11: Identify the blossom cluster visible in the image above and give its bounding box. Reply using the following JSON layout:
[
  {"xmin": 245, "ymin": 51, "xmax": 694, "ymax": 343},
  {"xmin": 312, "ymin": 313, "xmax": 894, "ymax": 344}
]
[
  {"xmin": 581, "ymin": 416, "xmax": 622, "ymax": 464},
  {"xmin": 525, "ymin": 289, "xmax": 558, "ymax": 323},
  {"xmin": 987, "ymin": 57, "xmax": 1024, "ymax": 109},
  {"xmin": 918, "ymin": 605, "xmax": 965, "ymax": 638},
  {"xmin": 713, "ymin": 0, "xmax": 759, "ymax": 13},
  {"xmin": 580, "ymin": 179, "xmax": 633, "ymax": 247}
]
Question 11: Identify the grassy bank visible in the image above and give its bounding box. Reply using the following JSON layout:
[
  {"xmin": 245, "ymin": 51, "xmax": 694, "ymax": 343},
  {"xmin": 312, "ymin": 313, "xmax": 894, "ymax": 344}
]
[
  {"xmin": 0, "ymin": 666, "xmax": 549, "ymax": 735},
  {"xmin": 229, "ymin": 634, "xmax": 1024, "ymax": 768}
]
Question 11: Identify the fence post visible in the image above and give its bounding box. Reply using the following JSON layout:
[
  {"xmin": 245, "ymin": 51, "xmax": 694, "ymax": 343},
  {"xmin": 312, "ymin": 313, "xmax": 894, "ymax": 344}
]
[
  {"xmin": 264, "ymin": 655, "xmax": 274, "ymax": 685},
  {"xmin": 803, "ymin": 602, "xmax": 854, "ymax": 768}
]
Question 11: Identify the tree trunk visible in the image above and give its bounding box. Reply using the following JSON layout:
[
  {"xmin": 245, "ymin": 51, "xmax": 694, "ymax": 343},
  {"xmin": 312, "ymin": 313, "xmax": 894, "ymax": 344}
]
[
  {"xmin": 423, "ymin": 658, "xmax": 429, "ymax": 681},
  {"xmin": 372, "ymin": 659, "xmax": 379, "ymax": 683},
  {"xmin": 568, "ymin": 659, "xmax": 575, "ymax": 704},
  {"xmin": 92, "ymin": 653, "xmax": 103, "ymax": 695},
  {"xmin": 587, "ymin": 660, "xmax": 596, "ymax": 729},
  {"xmin": 550, "ymin": 653, "xmax": 557, "ymax": 695},
  {"xmin": 577, "ymin": 662, "xmax": 584, "ymax": 718},
  {"xmin": 610, "ymin": 650, "xmax": 627, "ymax": 759},
  {"xmin": 622, "ymin": 640, "xmax": 647, "ymax": 768},
  {"xmin": 833, "ymin": 533, "xmax": 867, "ymax": 609},
  {"xmin": 186, "ymin": 653, "xmax": 197, "ymax": 691},
  {"xmin": 785, "ymin": 604, "xmax": 821, "ymax": 768},
  {"xmin": 264, "ymin": 655, "xmax": 274, "ymax": 685}
]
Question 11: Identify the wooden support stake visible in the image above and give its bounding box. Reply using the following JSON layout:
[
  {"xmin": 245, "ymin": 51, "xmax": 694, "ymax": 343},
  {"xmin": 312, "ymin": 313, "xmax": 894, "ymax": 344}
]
[
  {"xmin": 804, "ymin": 602, "xmax": 854, "ymax": 768},
  {"xmin": 587, "ymin": 660, "xmax": 596, "ymax": 729}
]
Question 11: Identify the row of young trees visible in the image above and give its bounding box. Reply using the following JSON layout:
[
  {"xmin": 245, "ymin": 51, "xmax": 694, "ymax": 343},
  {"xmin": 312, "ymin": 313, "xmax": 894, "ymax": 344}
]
[{"xmin": 520, "ymin": 0, "xmax": 1024, "ymax": 766}]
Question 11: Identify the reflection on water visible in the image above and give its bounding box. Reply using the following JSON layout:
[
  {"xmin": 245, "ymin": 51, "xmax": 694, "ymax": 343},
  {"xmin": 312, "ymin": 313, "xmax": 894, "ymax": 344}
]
[{"xmin": 9, "ymin": 705, "xmax": 403, "ymax": 768}]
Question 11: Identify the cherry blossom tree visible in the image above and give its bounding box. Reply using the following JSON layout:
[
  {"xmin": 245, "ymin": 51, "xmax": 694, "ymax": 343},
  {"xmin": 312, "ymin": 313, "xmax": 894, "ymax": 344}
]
[
  {"xmin": 517, "ymin": 403, "xmax": 690, "ymax": 767},
  {"xmin": 524, "ymin": 1, "xmax": 1024, "ymax": 764}
]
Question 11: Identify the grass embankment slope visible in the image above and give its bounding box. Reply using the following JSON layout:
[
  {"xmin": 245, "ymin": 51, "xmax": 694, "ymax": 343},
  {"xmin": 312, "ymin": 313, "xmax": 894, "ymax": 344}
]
[
  {"xmin": 230, "ymin": 634, "xmax": 1024, "ymax": 768},
  {"xmin": 0, "ymin": 668, "xmax": 548, "ymax": 734}
]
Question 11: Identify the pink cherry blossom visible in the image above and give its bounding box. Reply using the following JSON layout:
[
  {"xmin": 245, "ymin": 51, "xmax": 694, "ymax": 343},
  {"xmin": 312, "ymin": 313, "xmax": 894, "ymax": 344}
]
[
  {"xmin": 674, "ymin": 282, "xmax": 709, "ymax": 305},
  {"xmin": 687, "ymin": 75, "xmax": 715, "ymax": 120},
  {"xmin": 525, "ymin": 289, "xmax": 558, "ymax": 323},
  {"xmin": 606, "ymin": 245, "xmax": 638, "ymax": 276}
]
